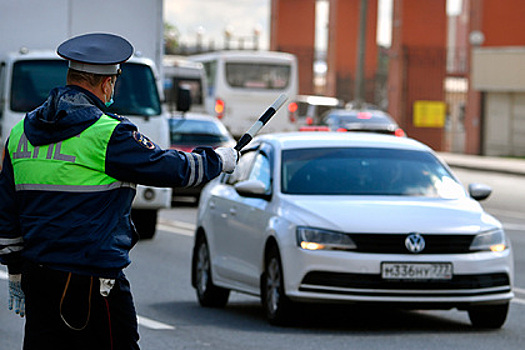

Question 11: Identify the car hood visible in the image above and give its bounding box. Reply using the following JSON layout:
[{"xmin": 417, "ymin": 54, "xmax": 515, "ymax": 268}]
[{"xmin": 282, "ymin": 196, "xmax": 500, "ymax": 234}]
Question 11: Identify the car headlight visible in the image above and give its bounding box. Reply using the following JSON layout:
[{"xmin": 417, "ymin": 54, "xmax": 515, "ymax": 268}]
[
  {"xmin": 469, "ymin": 229, "xmax": 507, "ymax": 252},
  {"xmin": 296, "ymin": 227, "xmax": 356, "ymax": 251}
]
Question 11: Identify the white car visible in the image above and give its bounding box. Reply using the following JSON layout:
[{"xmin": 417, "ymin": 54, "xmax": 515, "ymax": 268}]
[{"xmin": 191, "ymin": 132, "xmax": 514, "ymax": 327}]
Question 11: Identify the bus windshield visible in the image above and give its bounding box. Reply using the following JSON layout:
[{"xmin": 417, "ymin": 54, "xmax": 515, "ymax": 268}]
[
  {"xmin": 10, "ymin": 60, "xmax": 161, "ymax": 116},
  {"xmin": 225, "ymin": 63, "xmax": 290, "ymax": 90}
]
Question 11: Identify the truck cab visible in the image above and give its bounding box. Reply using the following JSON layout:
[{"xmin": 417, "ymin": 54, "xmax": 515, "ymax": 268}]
[
  {"xmin": 163, "ymin": 55, "xmax": 210, "ymax": 115},
  {"xmin": 0, "ymin": 49, "xmax": 171, "ymax": 239}
]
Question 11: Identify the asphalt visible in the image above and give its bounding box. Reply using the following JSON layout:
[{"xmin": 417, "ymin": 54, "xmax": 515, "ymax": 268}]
[{"xmin": 437, "ymin": 152, "xmax": 525, "ymax": 176}]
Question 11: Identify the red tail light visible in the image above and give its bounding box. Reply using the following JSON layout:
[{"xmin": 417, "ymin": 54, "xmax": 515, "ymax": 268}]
[
  {"xmin": 288, "ymin": 102, "xmax": 298, "ymax": 122},
  {"xmin": 215, "ymin": 99, "xmax": 225, "ymax": 119},
  {"xmin": 299, "ymin": 126, "xmax": 330, "ymax": 132},
  {"xmin": 357, "ymin": 112, "xmax": 372, "ymax": 119},
  {"xmin": 394, "ymin": 128, "xmax": 406, "ymax": 137}
]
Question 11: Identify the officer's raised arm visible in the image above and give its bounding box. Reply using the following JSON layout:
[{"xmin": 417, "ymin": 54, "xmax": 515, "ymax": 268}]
[
  {"xmin": 102, "ymin": 118, "xmax": 237, "ymax": 187},
  {"xmin": 0, "ymin": 32, "xmax": 238, "ymax": 349}
]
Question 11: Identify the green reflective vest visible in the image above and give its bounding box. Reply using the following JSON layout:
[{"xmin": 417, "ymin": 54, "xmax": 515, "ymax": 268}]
[{"xmin": 8, "ymin": 114, "xmax": 129, "ymax": 192}]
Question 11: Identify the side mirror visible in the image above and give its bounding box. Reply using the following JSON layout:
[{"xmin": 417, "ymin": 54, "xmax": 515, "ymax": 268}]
[
  {"xmin": 176, "ymin": 86, "xmax": 191, "ymax": 113},
  {"xmin": 234, "ymin": 179, "xmax": 270, "ymax": 199},
  {"xmin": 468, "ymin": 183, "xmax": 492, "ymax": 201}
]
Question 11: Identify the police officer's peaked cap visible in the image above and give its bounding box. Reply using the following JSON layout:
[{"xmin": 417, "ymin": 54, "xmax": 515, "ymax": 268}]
[{"xmin": 57, "ymin": 33, "xmax": 134, "ymax": 75}]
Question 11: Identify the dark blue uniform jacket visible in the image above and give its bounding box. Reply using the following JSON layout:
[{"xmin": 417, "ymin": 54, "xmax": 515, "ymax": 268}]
[{"xmin": 0, "ymin": 85, "xmax": 223, "ymax": 278}]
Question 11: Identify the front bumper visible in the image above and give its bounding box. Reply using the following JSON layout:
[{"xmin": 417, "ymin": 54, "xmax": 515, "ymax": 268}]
[{"xmin": 282, "ymin": 247, "xmax": 514, "ymax": 307}]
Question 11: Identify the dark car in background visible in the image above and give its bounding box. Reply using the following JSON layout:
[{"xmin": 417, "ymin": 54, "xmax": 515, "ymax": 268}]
[
  {"xmin": 288, "ymin": 95, "xmax": 343, "ymax": 128},
  {"xmin": 322, "ymin": 108, "xmax": 406, "ymax": 137},
  {"xmin": 169, "ymin": 113, "xmax": 236, "ymax": 203}
]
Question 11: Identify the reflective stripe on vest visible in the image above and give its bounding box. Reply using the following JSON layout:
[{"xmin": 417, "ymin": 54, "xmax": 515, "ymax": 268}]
[{"xmin": 8, "ymin": 115, "xmax": 134, "ymax": 192}]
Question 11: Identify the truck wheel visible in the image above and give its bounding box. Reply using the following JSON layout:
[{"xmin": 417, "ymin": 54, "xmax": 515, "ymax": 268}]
[
  {"xmin": 131, "ymin": 209, "xmax": 157, "ymax": 240},
  {"xmin": 468, "ymin": 302, "xmax": 509, "ymax": 329}
]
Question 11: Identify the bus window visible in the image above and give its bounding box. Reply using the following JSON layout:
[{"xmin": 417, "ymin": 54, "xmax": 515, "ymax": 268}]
[{"xmin": 225, "ymin": 63, "xmax": 291, "ymax": 90}]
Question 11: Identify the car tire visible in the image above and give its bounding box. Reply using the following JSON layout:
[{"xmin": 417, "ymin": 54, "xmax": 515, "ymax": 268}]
[
  {"xmin": 193, "ymin": 234, "xmax": 230, "ymax": 307},
  {"xmin": 131, "ymin": 209, "xmax": 157, "ymax": 240},
  {"xmin": 261, "ymin": 244, "xmax": 294, "ymax": 326},
  {"xmin": 467, "ymin": 302, "xmax": 509, "ymax": 329}
]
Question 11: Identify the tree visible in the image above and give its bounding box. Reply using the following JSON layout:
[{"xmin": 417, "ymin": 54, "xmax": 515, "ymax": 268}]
[{"xmin": 164, "ymin": 22, "xmax": 179, "ymax": 55}]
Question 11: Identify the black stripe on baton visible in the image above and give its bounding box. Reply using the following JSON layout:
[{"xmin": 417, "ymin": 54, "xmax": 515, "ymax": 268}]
[{"xmin": 235, "ymin": 94, "xmax": 288, "ymax": 151}]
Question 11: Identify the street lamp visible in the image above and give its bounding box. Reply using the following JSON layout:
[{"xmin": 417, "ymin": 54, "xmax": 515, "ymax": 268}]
[
  {"xmin": 196, "ymin": 26, "xmax": 205, "ymax": 52},
  {"xmin": 224, "ymin": 25, "xmax": 234, "ymax": 50},
  {"xmin": 253, "ymin": 24, "xmax": 262, "ymax": 50}
]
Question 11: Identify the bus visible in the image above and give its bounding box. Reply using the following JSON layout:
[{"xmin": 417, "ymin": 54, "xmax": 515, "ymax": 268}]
[{"xmin": 189, "ymin": 50, "xmax": 298, "ymax": 138}]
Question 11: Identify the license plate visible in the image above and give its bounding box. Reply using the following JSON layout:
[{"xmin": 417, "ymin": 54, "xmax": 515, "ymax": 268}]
[{"xmin": 381, "ymin": 262, "xmax": 453, "ymax": 280}]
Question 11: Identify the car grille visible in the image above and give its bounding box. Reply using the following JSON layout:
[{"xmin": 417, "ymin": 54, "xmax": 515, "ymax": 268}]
[
  {"xmin": 348, "ymin": 233, "xmax": 474, "ymax": 254},
  {"xmin": 301, "ymin": 271, "xmax": 510, "ymax": 295}
]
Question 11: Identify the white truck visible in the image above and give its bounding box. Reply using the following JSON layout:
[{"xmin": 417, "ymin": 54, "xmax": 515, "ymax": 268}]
[
  {"xmin": 0, "ymin": 0, "xmax": 170, "ymax": 239},
  {"xmin": 163, "ymin": 55, "xmax": 210, "ymax": 115}
]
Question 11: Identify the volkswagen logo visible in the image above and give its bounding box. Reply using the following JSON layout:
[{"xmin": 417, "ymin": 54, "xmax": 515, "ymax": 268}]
[{"xmin": 405, "ymin": 233, "xmax": 425, "ymax": 253}]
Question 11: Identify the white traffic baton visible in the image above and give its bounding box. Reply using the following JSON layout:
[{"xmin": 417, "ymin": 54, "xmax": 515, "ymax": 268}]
[{"xmin": 234, "ymin": 93, "xmax": 288, "ymax": 151}]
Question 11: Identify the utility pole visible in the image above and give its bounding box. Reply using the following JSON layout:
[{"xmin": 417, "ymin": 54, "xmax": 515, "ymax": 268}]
[{"xmin": 354, "ymin": 0, "xmax": 368, "ymax": 109}]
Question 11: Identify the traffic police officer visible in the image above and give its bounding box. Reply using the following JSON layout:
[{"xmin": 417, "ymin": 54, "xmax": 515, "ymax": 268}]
[{"xmin": 0, "ymin": 33, "xmax": 237, "ymax": 349}]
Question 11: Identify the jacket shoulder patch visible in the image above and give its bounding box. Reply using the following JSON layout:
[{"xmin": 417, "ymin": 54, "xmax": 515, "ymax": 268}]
[{"xmin": 132, "ymin": 131, "xmax": 155, "ymax": 150}]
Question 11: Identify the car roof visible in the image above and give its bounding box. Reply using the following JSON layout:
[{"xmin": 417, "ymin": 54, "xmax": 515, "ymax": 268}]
[
  {"xmin": 328, "ymin": 108, "xmax": 392, "ymax": 118},
  {"xmin": 294, "ymin": 95, "xmax": 342, "ymax": 107},
  {"xmin": 254, "ymin": 132, "xmax": 432, "ymax": 152}
]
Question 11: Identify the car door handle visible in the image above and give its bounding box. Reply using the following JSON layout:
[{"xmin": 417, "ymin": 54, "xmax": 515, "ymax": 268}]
[
  {"xmin": 209, "ymin": 201, "xmax": 216, "ymax": 209},
  {"xmin": 229, "ymin": 208, "xmax": 237, "ymax": 216}
]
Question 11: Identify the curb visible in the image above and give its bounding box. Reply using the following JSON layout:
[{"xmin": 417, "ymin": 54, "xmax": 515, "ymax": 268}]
[{"xmin": 437, "ymin": 153, "xmax": 525, "ymax": 177}]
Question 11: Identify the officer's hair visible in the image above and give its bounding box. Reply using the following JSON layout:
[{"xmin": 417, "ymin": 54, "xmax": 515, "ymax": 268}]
[{"xmin": 67, "ymin": 69, "xmax": 115, "ymax": 88}]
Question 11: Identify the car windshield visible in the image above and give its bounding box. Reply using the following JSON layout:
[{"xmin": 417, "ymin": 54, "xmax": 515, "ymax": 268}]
[
  {"xmin": 10, "ymin": 60, "xmax": 161, "ymax": 116},
  {"xmin": 169, "ymin": 119, "xmax": 231, "ymax": 145},
  {"xmin": 281, "ymin": 147, "xmax": 466, "ymax": 198}
]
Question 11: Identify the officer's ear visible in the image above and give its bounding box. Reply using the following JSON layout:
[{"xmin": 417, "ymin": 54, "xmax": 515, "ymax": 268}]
[{"xmin": 102, "ymin": 76, "xmax": 113, "ymax": 94}]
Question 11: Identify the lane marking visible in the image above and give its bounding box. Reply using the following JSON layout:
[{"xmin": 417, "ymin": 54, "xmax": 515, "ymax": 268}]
[
  {"xmin": 158, "ymin": 218, "xmax": 195, "ymax": 231},
  {"xmin": 512, "ymin": 298, "xmax": 525, "ymax": 306},
  {"xmin": 513, "ymin": 287, "xmax": 525, "ymax": 294},
  {"xmin": 157, "ymin": 223, "xmax": 194, "ymax": 237},
  {"xmin": 137, "ymin": 315, "xmax": 175, "ymax": 330}
]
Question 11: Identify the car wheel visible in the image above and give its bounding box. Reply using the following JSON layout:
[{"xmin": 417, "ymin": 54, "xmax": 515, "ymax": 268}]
[
  {"xmin": 261, "ymin": 245, "xmax": 293, "ymax": 325},
  {"xmin": 131, "ymin": 209, "xmax": 157, "ymax": 240},
  {"xmin": 193, "ymin": 235, "xmax": 230, "ymax": 307},
  {"xmin": 468, "ymin": 302, "xmax": 509, "ymax": 329}
]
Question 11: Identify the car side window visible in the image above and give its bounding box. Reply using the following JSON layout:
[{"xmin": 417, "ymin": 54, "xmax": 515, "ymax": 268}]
[{"xmin": 248, "ymin": 153, "xmax": 271, "ymax": 192}]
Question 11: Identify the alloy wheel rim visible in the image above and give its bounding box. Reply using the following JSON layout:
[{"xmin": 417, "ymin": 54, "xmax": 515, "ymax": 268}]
[
  {"xmin": 266, "ymin": 258, "xmax": 281, "ymax": 314},
  {"xmin": 197, "ymin": 243, "xmax": 209, "ymax": 295}
]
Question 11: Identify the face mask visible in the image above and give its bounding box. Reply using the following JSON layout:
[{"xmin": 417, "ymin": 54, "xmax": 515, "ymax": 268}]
[
  {"xmin": 105, "ymin": 81, "xmax": 115, "ymax": 107},
  {"xmin": 105, "ymin": 95, "xmax": 114, "ymax": 108}
]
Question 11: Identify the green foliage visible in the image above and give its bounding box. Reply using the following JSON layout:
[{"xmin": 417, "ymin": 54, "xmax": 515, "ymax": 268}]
[{"xmin": 164, "ymin": 22, "xmax": 179, "ymax": 55}]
